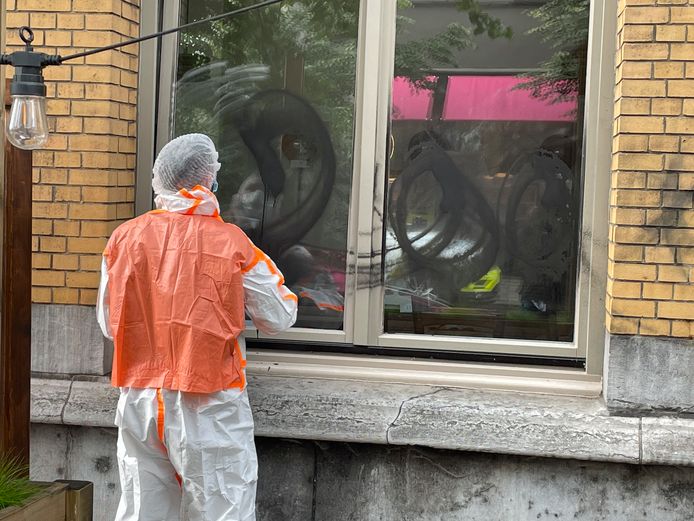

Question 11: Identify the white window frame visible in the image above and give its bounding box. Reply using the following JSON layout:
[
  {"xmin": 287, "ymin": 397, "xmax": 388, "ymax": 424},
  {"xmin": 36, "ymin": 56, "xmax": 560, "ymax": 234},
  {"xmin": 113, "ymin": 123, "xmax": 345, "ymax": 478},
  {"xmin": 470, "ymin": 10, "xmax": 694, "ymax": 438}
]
[{"xmin": 136, "ymin": 0, "xmax": 616, "ymax": 382}]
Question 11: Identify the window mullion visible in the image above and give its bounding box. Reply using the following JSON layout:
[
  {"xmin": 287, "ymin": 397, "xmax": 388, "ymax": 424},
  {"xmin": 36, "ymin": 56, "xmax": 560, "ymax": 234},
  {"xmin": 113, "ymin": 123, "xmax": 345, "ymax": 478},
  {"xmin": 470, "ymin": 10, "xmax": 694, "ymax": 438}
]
[{"xmin": 349, "ymin": 0, "xmax": 390, "ymax": 345}]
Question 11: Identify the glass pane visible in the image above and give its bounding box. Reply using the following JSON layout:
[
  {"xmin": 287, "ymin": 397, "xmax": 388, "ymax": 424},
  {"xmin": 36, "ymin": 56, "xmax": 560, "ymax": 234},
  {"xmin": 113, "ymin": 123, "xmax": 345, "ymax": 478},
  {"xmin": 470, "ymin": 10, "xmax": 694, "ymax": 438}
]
[
  {"xmin": 384, "ymin": 0, "xmax": 589, "ymax": 342},
  {"xmin": 172, "ymin": 0, "xmax": 360, "ymax": 330}
]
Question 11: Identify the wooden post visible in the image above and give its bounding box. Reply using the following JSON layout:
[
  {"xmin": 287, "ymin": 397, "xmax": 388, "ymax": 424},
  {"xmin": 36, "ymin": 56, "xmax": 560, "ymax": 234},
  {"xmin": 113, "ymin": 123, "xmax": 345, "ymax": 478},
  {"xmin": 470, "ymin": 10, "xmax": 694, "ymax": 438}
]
[{"xmin": 0, "ymin": 76, "xmax": 33, "ymax": 467}]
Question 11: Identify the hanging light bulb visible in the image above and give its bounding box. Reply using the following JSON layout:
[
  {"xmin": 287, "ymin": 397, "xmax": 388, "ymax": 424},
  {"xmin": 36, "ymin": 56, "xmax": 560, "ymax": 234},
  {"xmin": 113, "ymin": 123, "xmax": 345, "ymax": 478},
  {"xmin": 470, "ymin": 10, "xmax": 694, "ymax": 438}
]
[
  {"xmin": 0, "ymin": 27, "xmax": 59, "ymax": 150},
  {"xmin": 7, "ymin": 95, "xmax": 48, "ymax": 150}
]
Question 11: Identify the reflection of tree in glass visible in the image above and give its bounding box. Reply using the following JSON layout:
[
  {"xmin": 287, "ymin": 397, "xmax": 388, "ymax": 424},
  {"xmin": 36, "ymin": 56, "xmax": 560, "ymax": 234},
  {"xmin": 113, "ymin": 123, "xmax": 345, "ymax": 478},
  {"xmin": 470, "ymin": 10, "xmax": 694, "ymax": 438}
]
[{"xmin": 516, "ymin": 0, "xmax": 590, "ymax": 105}]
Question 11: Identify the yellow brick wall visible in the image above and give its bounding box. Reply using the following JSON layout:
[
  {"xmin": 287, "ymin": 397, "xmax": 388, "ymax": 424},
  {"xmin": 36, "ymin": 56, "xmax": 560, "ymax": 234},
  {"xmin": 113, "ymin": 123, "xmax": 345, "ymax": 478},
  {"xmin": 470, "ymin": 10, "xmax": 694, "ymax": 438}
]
[
  {"xmin": 609, "ymin": 0, "xmax": 694, "ymax": 338},
  {"xmin": 4, "ymin": 0, "xmax": 139, "ymax": 306}
]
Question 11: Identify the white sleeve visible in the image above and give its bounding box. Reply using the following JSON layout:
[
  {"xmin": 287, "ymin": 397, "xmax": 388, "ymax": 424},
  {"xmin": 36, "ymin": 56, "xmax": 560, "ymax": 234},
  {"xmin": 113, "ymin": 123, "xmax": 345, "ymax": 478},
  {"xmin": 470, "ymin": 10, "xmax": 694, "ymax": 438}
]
[
  {"xmin": 242, "ymin": 248, "xmax": 298, "ymax": 336},
  {"xmin": 96, "ymin": 256, "xmax": 113, "ymax": 340}
]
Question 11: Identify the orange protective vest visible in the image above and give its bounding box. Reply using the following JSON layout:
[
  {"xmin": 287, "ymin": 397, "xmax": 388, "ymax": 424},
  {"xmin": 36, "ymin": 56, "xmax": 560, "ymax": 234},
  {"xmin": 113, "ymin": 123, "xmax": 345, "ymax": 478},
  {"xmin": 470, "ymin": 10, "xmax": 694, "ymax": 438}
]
[{"xmin": 104, "ymin": 211, "xmax": 256, "ymax": 393}]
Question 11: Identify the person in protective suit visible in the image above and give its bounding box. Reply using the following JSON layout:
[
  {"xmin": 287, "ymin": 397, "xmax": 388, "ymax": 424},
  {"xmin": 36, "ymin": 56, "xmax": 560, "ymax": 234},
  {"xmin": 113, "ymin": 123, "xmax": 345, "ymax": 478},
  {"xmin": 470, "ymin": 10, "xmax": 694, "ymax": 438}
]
[{"xmin": 96, "ymin": 133, "xmax": 297, "ymax": 521}]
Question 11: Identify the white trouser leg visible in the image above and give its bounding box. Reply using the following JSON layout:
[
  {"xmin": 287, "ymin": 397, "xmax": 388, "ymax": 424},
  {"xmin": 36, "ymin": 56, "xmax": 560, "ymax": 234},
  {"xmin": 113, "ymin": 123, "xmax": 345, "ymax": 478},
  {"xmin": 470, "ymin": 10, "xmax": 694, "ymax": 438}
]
[
  {"xmin": 163, "ymin": 388, "xmax": 258, "ymax": 521},
  {"xmin": 114, "ymin": 388, "xmax": 182, "ymax": 521}
]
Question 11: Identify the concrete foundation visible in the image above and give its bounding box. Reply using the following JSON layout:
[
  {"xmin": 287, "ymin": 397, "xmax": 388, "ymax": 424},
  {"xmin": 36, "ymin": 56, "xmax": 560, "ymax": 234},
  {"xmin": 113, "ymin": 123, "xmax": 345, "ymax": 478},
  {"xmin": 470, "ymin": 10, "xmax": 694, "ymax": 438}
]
[
  {"xmin": 605, "ymin": 334, "xmax": 694, "ymax": 414},
  {"xmin": 31, "ymin": 424, "xmax": 694, "ymax": 521}
]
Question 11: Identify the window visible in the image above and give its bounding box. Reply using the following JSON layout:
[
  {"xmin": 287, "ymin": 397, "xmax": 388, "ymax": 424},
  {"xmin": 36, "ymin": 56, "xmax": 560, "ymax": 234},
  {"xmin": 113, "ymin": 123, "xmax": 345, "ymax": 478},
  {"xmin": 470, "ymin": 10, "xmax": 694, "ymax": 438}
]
[{"xmin": 143, "ymin": 0, "xmax": 612, "ymax": 368}]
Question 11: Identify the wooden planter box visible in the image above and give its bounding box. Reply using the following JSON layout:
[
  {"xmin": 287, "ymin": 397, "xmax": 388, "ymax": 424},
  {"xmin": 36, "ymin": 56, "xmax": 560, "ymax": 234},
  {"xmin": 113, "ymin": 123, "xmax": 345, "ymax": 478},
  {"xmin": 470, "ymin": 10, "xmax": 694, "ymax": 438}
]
[{"xmin": 0, "ymin": 481, "xmax": 93, "ymax": 521}]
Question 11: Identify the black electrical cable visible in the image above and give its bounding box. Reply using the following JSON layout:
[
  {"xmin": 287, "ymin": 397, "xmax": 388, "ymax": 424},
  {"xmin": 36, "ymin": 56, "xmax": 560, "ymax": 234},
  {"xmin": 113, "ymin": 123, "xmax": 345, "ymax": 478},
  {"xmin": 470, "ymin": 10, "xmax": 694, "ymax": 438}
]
[{"xmin": 58, "ymin": 0, "xmax": 284, "ymax": 63}]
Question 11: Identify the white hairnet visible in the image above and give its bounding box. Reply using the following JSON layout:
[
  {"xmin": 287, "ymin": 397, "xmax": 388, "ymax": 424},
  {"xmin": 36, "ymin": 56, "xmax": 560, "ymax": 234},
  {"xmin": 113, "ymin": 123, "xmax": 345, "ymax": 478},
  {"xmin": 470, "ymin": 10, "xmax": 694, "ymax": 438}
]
[{"xmin": 152, "ymin": 134, "xmax": 221, "ymax": 194}]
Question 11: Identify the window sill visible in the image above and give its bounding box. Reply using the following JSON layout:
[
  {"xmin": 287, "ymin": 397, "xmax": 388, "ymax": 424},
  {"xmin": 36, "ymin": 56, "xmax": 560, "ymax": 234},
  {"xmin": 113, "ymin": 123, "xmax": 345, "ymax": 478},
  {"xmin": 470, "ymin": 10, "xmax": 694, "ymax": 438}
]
[{"xmin": 31, "ymin": 373, "xmax": 694, "ymax": 467}]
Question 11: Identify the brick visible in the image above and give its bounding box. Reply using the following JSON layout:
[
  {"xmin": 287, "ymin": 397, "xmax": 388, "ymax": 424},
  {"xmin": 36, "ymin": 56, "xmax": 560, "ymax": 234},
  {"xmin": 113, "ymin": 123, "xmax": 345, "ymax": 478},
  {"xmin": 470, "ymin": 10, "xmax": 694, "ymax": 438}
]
[
  {"xmin": 645, "ymin": 246, "xmax": 676, "ymax": 264},
  {"xmin": 610, "ymin": 280, "xmax": 642, "ymax": 298},
  {"xmin": 612, "ymin": 262, "xmax": 657, "ymax": 281},
  {"xmin": 53, "ymin": 288, "xmax": 79, "ymax": 305},
  {"xmin": 656, "ymin": 25, "xmax": 686, "ymax": 41},
  {"xmin": 612, "ymin": 207, "xmax": 646, "ymax": 225},
  {"xmin": 666, "ymin": 117, "xmax": 694, "ymax": 134},
  {"xmin": 678, "ymin": 248, "xmax": 694, "ymax": 264},
  {"xmin": 69, "ymin": 135, "xmax": 119, "ymax": 152},
  {"xmin": 671, "ymin": 43, "xmax": 694, "ymax": 59},
  {"xmin": 32, "ymin": 219, "xmax": 52, "ymax": 236},
  {"xmin": 32, "ymin": 254, "xmax": 52, "ymax": 269},
  {"xmin": 615, "ymin": 153, "xmax": 664, "ymax": 171},
  {"xmin": 57, "ymin": 14, "xmax": 85, "ymax": 29},
  {"xmin": 612, "ymin": 298, "xmax": 655, "ymax": 318},
  {"xmin": 607, "ymin": 315, "xmax": 639, "ymax": 335},
  {"xmin": 52, "ymin": 254, "xmax": 79, "ymax": 270},
  {"xmin": 55, "ymin": 117, "xmax": 83, "ymax": 133},
  {"xmin": 618, "ymin": 116, "xmax": 664, "ymax": 133},
  {"xmin": 72, "ymin": 0, "xmax": 121, "ymax": 14},
  {"xmin": 80, "ymin": 221, "xmax": 118, "ymax": 237},
  {"xmin": 82, "ymin": 152, "xmax": 127, "ymax": 169},
  {"xmin": 32, "ymin": 288, "xmax": 52, "ymax": 303},
  {"xmin": 662, "ymin": 229, "xmax": 694, "ymax": 245},
  {"xmin": 682, "ymin": 175, "xmax": 694, "ymax": 190},
  {"xmin": 17, "ymin": 0, "xmax": 71, "ymax": 11},
  {"xmin": 622, "ymin": 25, "xmax": 655, "ymax": 41},
  {"xmin": 40, "ymin": 169, "xmax": 68, "ymax": 185},
  {"xmin": 56, "ymin": 84, "xmax": 85, "ymax": 98},
  {"xmin": 53, "ymin": 152, "xmax": 82, "ymax": 168},
  {"xmin": 80, "ymin": 289, "xmax": 99, "ymax": 306},
  {"xmin": 620, "ymin": 79, "xmax": 666, "ymax": 97},
  {"xmin": 659, "ymin": 265, "xmax": 690, "ymax": 282},
  {"xmin": 665, "ymin": 154, "xmax": 694, "ymax": 171},
  {"xmin": 684, "ymin": 137, "xmax": 694, "ymax": 153},
  {"xmin": 32, "ymin": 270, "xmax": 65, "ymax": 287},
  {"xmin": 117, "ymin": 203, "xmax": 135, "ymax": 219},
  {"xmin": 617, "ymin": 98, "xmax": 651, "ymax": 115},
  {"xmin": 80, "ymin": 255, "xmax": 102, "ymax": 271},
  {"xmin": 44, "ymin": 30, "xmax": 71, "ymax": 46},
  {"xmin": 674, "ymin": 285, "xmax": 694, "ymax": 301},
  {"xmin": 648, "ymin": 173, "xmax": 680, "ymax": 193},
  {"xmin": 30, "ymin": 12, "xmax": 57, "ymax": 29},
  {"xmin": 652, "ymin": 98, "xmax": 682, "ymax": 115},
  {"xmin": 613, "ymin": 171, "xmax": 647, "ymax": 191},
  {"xmin": 649, "ymin": 135, "xmax": 679, "ymax": 152},
  {"xmin": 622, "ymin": 43, "xmax": 669, "ymax": 61},
  {"xmin": 67, "ymin": 237, "xmax": 109, "ymax": 254},
  {"xmin": 643, "ymin": 282, "xmax": 674, "ymax": 299},
  {"xmin": 6, "ymin": 13, "xmax": 30, "ymax": 27},
  {"xmin": 66, "ymin": 272, "xmax": 100, "ymax": 289},
  {"xmin": 82, "ymin": 186, "xmax": 128, "ymax": 203},
  {"xmin": 663, "ymin": 191, "xmax": 693, "ymax": 208},
  {"xmin": 72, "ymin": 101, "xmax": 119, "ymax": 118},
  {"xmin": 668, "ymin": 80, "xmax": 694, "ymax": 98},
  {"xmin": 69, "ymin": 169, "xmax": 119, "ymax": 186},
  {"xmin": 681, "ymin": 211, "xmax": 694, "ymax": 227},
  {"xmin": 53, "ymin": 221, "xmax": 81, "ymax": 237},
  {"xmin": 32, "ymin": 185, "xmax": 52, "ymax": 202},
  {"xmin": 671, "ymin": 7, "xmax": 694, "ymax": 23},
  {"xmin": 670, "ymin": 320, "xmax": 690, "ymax": 338},
  {"xmin": 613, "ymin": 189, "xmax": 661, "ymax": 207},
  {"xmin": 85, "ymin": 84, "xmax": 128, "ymax": 103},
  {"xmin": 44, "ymin": 134, "xmax": 69, "ymax": 151},
  {"xmin": 33, "ymin": 202, "xmax": 67, "ymax": 219},
  {"xmin": 54, "ymin": 186, "xmax": 82, "ymax": 202},
  {"xmin": 659, "ymin": 301, "xmax": 694, "ymax": 319},
  {"xmin": 615, "ymin": 135, "xmax": 650, "ymax": 152},
  {"xmin": 72, "ymin": 66, "xmax": 120, "ymax": 84},
  {"xmin": 73, "ymin": 31, "xmax": 119, "ymax": 48},
  {"xmin": 646, "ymin": 209, "xmax": 679, "ymax": 226},
  {"xmin": 639, "ymin": 319, "xmax": 671, "ymax": 336},
  {"xmin": 655, "ymin": 63, "xmax": 684, "ymax": 80},
  {"xmin": 68, "ymin": 203, "xmax": 118, "ymax": 220},
  {"xmin": 46, "ymin": 99, "xmax": 71, "ymax": 115},
  {"xmin": 39, "ymin": 236, "xmax": 66, "ymax": 253},
  {"xmin": 610, "ymin": 243, "xmax": 644, "ymax": 261},
  {"xmin": 615, "ymin": 225, "xmax": 658, "ymax": 243}
]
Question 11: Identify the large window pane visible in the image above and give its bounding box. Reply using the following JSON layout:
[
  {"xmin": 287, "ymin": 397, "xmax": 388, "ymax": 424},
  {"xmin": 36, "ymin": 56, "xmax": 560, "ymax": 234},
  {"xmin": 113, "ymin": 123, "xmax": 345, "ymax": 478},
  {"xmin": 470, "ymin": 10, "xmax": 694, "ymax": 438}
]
[
  {"xmin": 172, "ymin": 0, "xmax": 359, "ymax": 330},
  {"xmin": 384, "ymin": 0, "xmax": 589, "ymax": 341}
]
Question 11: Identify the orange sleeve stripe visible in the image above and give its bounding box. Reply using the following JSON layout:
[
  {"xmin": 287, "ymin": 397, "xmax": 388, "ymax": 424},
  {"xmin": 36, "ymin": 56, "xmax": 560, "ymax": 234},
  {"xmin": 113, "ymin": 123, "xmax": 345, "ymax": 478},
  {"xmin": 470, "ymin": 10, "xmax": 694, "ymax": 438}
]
[{"xmin": 156, "ymin": 389, "xmax": 165, "ymax": 444}]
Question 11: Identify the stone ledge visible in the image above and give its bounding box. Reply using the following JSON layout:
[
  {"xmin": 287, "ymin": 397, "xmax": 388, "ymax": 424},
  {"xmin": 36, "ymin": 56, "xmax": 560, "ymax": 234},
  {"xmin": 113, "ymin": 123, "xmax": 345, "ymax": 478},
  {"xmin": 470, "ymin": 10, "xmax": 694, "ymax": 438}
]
[{"xmin": 30, "ymin": 374, "xmax": 694, "ymax": 467}]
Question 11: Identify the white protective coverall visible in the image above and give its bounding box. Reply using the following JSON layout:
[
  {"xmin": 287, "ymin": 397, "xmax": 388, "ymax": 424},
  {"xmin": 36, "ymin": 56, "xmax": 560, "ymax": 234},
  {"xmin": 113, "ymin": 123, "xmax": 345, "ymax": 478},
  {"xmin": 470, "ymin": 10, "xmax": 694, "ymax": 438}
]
[{"xmin": 97, "ymin": 134, "xmax": 297, "ymax": 521}]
